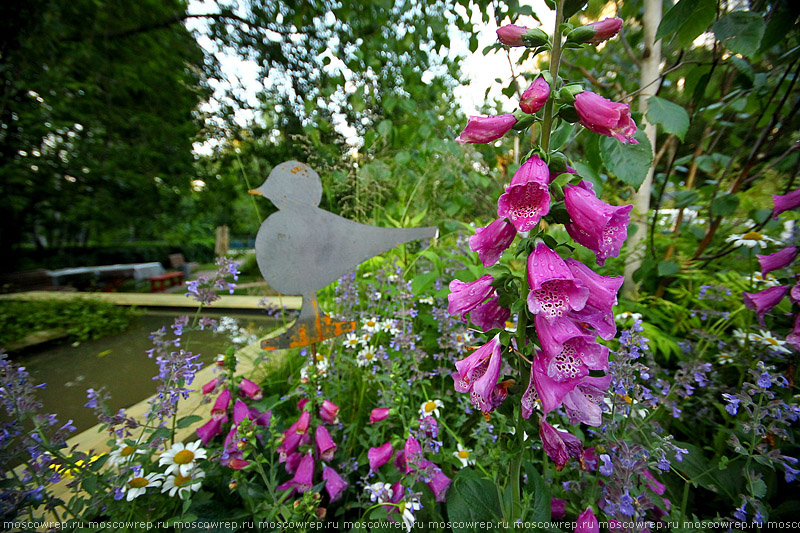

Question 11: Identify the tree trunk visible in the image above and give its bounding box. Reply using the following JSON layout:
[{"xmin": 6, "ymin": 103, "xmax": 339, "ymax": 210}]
[{"xmin": 622, "ymin": 0, "xmax": 662, "ymax": 298}]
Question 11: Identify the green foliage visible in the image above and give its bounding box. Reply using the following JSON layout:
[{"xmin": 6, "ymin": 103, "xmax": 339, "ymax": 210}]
[
  {"xmin": 646, "ymin": 96, "xmax": 690, "ymax": 141},
  {"xmin": 0, "ymin": 298, "xmax": 137, "ymax": 346},
  {"xmin": 599, "ymin": 130, "xmax": 654, "ymax": 190},
  {"xmin": 446, "ymin": 469, "xmax": 504, "ymax": 532}
]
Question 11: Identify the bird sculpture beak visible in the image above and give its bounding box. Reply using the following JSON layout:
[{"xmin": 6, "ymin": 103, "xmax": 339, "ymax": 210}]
[{"xmin": 248, "ymin": 189, "xmax": 262, "ymax": 196}]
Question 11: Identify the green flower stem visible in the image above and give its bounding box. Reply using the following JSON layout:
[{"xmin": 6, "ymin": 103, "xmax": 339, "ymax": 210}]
[{"xmin": 540, "ymin": 0, "xmax": 567, "ymax": 154}]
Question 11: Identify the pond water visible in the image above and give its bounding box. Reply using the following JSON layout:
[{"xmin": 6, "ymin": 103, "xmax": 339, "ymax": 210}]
[{"xmin": 4, "ymin": 310, "xmax": 279, "ymax": 435}]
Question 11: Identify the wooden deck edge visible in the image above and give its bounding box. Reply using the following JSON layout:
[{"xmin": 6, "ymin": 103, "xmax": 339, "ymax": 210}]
[{"xmin": 0, "ymin": 291, "xmax": 302, "ymax": 310}]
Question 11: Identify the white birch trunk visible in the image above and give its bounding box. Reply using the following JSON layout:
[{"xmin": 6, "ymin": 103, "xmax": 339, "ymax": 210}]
[{"xmin": 622, "ymin": 0, "xmax": 662, "ymax": 298}]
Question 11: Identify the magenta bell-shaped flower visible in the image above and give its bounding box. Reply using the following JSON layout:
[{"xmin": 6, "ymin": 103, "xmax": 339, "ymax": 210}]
[
  {"xmin": 551, "ymin": 497, "xmax": 567, "ymax": 520},
  {"xmin": 586, "ymin": 18, "xmax": 623, "ymax": 44},
  {"xmin": 403, "ymin": 436, "xmax": 424, "ymax": 474},
  {"xmin": 197, "ymin": 414, "xmax": 227, "ymax": 446},
  {"xmin": 202, "ymin": 377, "xmax": 219, "ymax": 395},
  {"xmin": 521, "ymin": 366, "xmax": 540, "ymax": 419},
  {"xmin": 562, "ymin": 376, "xmax": 611, "ymax": 427},
  {"xmin": 786, "ymin": 314, "xmax": 800, "ymax": 351},
  {"xmin": 470, "ymin": 296, "xmax": 511, "ymax": 331},
  {"xmin": 575, "ymin": 507, "xmax": 600, "ymax": 533},
  {"xmin": 368, "ymin": 442, "xmax": 394, "ymax": 471},
  {"xmin": 456, "ymin": 114, "xmax": 517, "ymax": 144},
  {"xmin": 369, "ymin": 408, "xmax": 390, "ymax": 424},
  {"xmin": 532, "ymin": 349, "xmax": 582, "ymax": 414},
  {"xmin": 565, "ymin": 181, "xmax": 633, "ymax": 266},
  {"xmin": 520, "ymin": 77, "xmax": 550, "ymax": 114},
  {"xmin": 757, "ymin": 246, "xmax": 798, "ymax": 276},
  {"xmin": 285, "ymin": 452, "xmax": 303, "ymax": 474},
  {"xmin": 570, "ymin": 303, "xmax": 617, "ymax": 341},
  {"xmin": 248, "ymin": 406, "xmax": 272, "ymax": 427},
  {"xmin": 319, "ymin": 399, "xmax": 339, "ymax": 423},
  {"xmin": 565, "ymin": 258, "xmax": 623, "ymax": 310},
  {"xmin": 496, "ymin": 24, "xmax": 528, "ymax": 46},
  {"xmin": 574, "ymin": 91, "xmax": 638, "ymax": 144},
  {"xmin": 498, "ymin": 155, "xmax": 551, "ymax": 232},
  {"xmin": 527, "ymin": 243, "xmax": 589, "ymax": 321},
  {"xmin": 238, "ymin": 378, "xmax": 262, "ymax": 400},
  {"xmin": 322, "ymin": 466, "xmax": 348, "ymax": 502},
  {"xmin": 773, "ymin": 188, "xmax": 800, "ymax": 219},
  {"xmin": 540, "ymin": 419, "xmax": 583, "ymax": 469},
  {"xmin": 535, "ymin": 314, "xmax": 609, "ymax": 373},
  {"xmin": 296, "ymin": 411, "xmax": 311, "ymax": 435},
  {"xmin": 792, "ymin": 279, "xmax": 800, "ymax": 302},
  {"xmin": 315, "ymin": 425, "xmax": 337, "ymax": 461},
  {"xmin": 743, "ymin": 285, "xmax": 789, "ymax": 326},
  {"xmin": 453, "ymin": 335, "xmax": 501, "ymax": 394},
  {"xmin": 277, "ymin": 452, "xmax": 314, "ymax": 494},
  {"xmin": 426, "ymin": 464, "xmax": 452, "ymax": 502},
  {"xmin": 469, "ymin": 335, "xmax": 504, "ymax": 413},
  {"xmin": 469, "ymin": 218, "xmax": 516, "ymax": 267},
  {"xmin": 211, "ymin": 388, "xmax": 231, "ymax": 419},
  {"xmin": 448, "ymin": 274, "xmax": 495, "ymax": 320}
]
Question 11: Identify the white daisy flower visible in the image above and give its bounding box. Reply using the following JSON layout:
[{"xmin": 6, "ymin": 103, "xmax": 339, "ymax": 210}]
[
  {"xmin": 399, "ymin": 498, "xmax": 422, "ymax": 532},
  {"xmin": 755, "ymin": 330, "xmax": 792, "ymax": 353},
  {"xmin": 453, "ymin": 331, "xmax": 472, "ymax": 348},
  {"xmin": 751, "ymin": 272, "xmax": 781, "ymax": 287},
  {"xmin": 343, "ymin": 333, "xmax": 364, "ymax": 350},
  {"xmin": 453, "ymin": 443, "xmax": 475, "ymax": 468},
  {"xmin": 418, "ymin": 296, "xmax": 434, "ymax": 305},
  {"xmin": 159, "ymin": 440, "xmax": 207, "ymax": 477},
  {"xmin": 387, "ymin": 273, "xmax": 400, "ymax": 282},
  {"xmin": 356, "ymin": 346, "xmax": 378, "ymax": 367},
  {"xmin": 366, "ymin": 482, "xmax": 393, "ymax": 503},
  {"xmin": 108, "ymin": 440, "xmax": 146, "ymax": 467},
  {"xmin": 379, "ymin": 319, "xmax": 395, "ymax": 333},
  {"xmin": 124, "ymin": 472, "xmax": 163, "ymax": 501},
  {"xmin": 362, "ymin": 317, "xmax": 380, "ymax": 333},
  {"xmin": 161, "ymin": 466, "xmax": 205, "ymax": 499},
  {"xmin": 615, "ymin": 311, "xmax": 643, "ymax": 322},
  {"xmin": 716, "ymin": 352, "xmax": 736, "ymax": 365},
  {"xmin": 419, "ymin": 399, "xmax": 444, "ymax": 419},
  {"xmin": 726, "ymin": 231, "xmax": 778, "ymax": 249}
]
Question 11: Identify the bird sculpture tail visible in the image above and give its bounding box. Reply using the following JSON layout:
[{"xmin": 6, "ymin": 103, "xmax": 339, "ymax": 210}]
[{"xmin": 261, "ymin": 294, "xmax": 356, "ymax": 351}]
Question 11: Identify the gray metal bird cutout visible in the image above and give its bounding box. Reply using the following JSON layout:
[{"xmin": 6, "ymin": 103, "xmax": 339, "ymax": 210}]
[{"xmin": 249, "ymin": 161, "xmax": 438, "ymax": 350}]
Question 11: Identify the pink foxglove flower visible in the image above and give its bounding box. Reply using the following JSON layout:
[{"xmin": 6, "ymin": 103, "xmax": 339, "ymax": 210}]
[
  {"xmin": 743, "ymin": 285, "xmax": 789, "ymax": 326},
  {"xmin": 469, "ymin": 218, "xmax": 516, "ymax": 266},
  {"xmin": 535, "ymin": 314, "xmax": 609, "ymax": 373},
  {"xmin": 469, "ymin": 336, "xmax": 504, "ymax": 413},
  {"xmin": 497, "ymin": 155, "xmax": 551, "ymax": 232},
  {"xmin": 238, "ymin": 378, "xmax": 262, "ymax": 400},
  {"xmin": 757, "ymin": 246, "xmax": 798, "ymax": 276},
  {"xmin": 456, "ymin": 114, "xmax": 516, "ymax": 144},
  {"xmin": 575, "ymin": 507, "xmax": 600, "ymax": 533},
  {"xmin": 319, "ymin": 399, "xmax": 339, "ymax": 423},
  {"xmin": 586, "ymin": 18, "xmax": 623, "ymax": 44},
  {"xmin": 369, "ymin": 408, "xmax": 390, "ymax": 424},
  {"xmin": 527, "ymin": 242, "xmax": 589, "ymax": 320},
  {"xmin": 574, "ymin": 91, "xmax": 638, "ymax": 144},
  {"xmin": 248, "ymin": 406, "xmax": 272, "ymax": 427},
  {"xmin": 520, "ymin": 77, "xmax": 550, "ymax": 114},
  {"xmin": 540, "ymin": 419, "xmax": 583, "ymax": 468},
  {"xmin": 786, "ymin": 314, "xmax": 800, "ymax": 351},
  {"xmin": 521, "ymin": 367, "xmax": 540, "ymax": 419},
  {"xmin": 792, "ymin": 279, "xmax": 800, "ymax": 302},
  {"xmin": 470, "ymin": 296, "xmax": 511, "ymax": 331},
  {"xmin": 565, "ymin": 181, "xmax": 633, "ymax": 266},
  {"xmin": 569, "ymin": 303, "xmax": 617, "ymax": 341},
  {"xmin": 565, "ymin": 258, "xmax": 623, "ymax": 310},
  {"xmin": 403, "ymin": 436, "xmax": 425, "ymax": 474},
  {"xmin": 202, "ymin": 377, "xmax": 219, "ymax": 395},
  {"xmin": 496, "ymin": 24, "xmax": 528, "ymax": 46},
  {"xmin": 210, "ymin": 388, "xmax": 231, "ymax": 419},
  {"xmin": 453, "ymin": 336, "xmax": 501, "ymax": 394},
  {"xmin": 322, "ymin": 466, "xmax": 348, "ymax": 502},
  {"xmin": 222, "ymin": 451, "xmax": 249, "ymax": 470},
  {"xmin": 532, "ymin": 350, "xmax": 583, "ymax": 414},
  {"xmin": 224, "ymin": 399, "xmax": 251, "ymax": 452},
  {"xmin": 285, "ymin": 452, "xmax": 303, "ymax": 474},
  {"xmin": 448, "ymin": 275, "xmax": 495, "ymax": 320},
  {"xmin": 315, "ymin": 425, "xmax": 337, "ymax": 461},
  {"xmin": 426, "ymin": 464, "xmax": 452, "ymax": 502},
  {"xmin": 551, "ymin": 498, "xmax": 567, "ymax": 520},
  {"xmin": 562, "ymin": 376, "xmax": 611, "ymax": 427},
  {"xmin": 296, "ymin": 411, "xmax": 311, "ymax": 434},
  {"xmin": 773, "ymin": 188, "xmax": 800, "ymax": 219},
  {"xmin": 277, "ymin": 452, "xmax": 314, "ymax": 494},
  {"xmin": 368, "ymin": 442, "xmax": 394, "ymax": 471},
  {"xmin": 197, "ymin": 414, "xmax": 227, "ymax": 446}
]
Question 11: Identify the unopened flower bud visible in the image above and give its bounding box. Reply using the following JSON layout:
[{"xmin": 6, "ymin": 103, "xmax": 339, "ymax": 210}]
[
  {"xmin": 315, "ymin": 507, "xmax": 327, "ymax": 519},
  {"xmin": 237, "ymin": 440, "xmax": 246, "ymax": 450},
  {"xmin": 586, "ymin": 18, "xmax": 623, "ymax": 44},
  {"xmin": 497, "ymin": 25, "xmax": 550, "ymax": 48},
  {"xmin": 228, "ymin": 480, "xmax": 238, "ymax": 490},
  {"xmin": 520, "ymin": 77, "xmax": 550, "ymax": 114},
  {"xmin": 293, "ymin": 500, "xmax": 302, "ymax": 509},
  {"xmin": 566, "ymin": 26, "xmax": 597, "ymax": 44}
]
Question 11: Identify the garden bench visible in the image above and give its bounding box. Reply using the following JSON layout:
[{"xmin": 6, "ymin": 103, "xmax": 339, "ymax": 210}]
[{"xmin": 148, "ymin": 271, "xmax": 184, "ymax": 292}]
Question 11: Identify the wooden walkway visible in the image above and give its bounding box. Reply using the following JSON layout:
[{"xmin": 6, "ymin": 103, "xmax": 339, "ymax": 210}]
[{"xmin": 0, "ymin": 290, "xmax": 301, "ymax": 310}]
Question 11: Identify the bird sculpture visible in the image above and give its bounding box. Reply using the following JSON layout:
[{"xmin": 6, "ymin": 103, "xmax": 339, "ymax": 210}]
[{"xmin": 249, "ymin": 161, "xmax": 438, "ymax": 350}]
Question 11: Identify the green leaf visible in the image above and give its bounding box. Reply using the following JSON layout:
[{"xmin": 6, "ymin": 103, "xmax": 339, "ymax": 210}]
[
  {"xmin": 657, "ymin": 260, "xmax": 681, "ymax": 276},
  {"xmin": 673, "ymin": 190, "xmax": 699, "ymax": 208},
  {"xmin": 751, "ymin": 477, "xmax": 767, "ymax": 499},
  {"xmin": 377, "ymin": 119, "xmax": 393, "ymax": 137},
  {"xmin": 411, "ymin": 269, "xmax": 440, "ymax": 295},
  {"xmin": 711, "ymin": 193, "xmax": 740, "ymax": 216},
  {"xmin": 657, "ymin": 0, "xmax": 717, "ymax": 49},
  {"xmin": 549, "ymin": 122, "xmax": 575, "ymax": 151},
  {"xmin": 713, "ymin": 11, "xmax": 766, "ymax": 58},
  {"xmin": 446, "ymin": 469, "xmax": 504, "ymax": 533},
  {"xmin": 571, "ymin": 161, "xmax": 603, "ymax": 196},
  {"xmin": 599, "ymin": 130, "xmax": 653, "ymax": 190},
  {"xmin": 177, "ymin": 415, "xmax": 203, "ymax": 429},
  {"xmin": 646, "ymin": 96, "xmax": 690, "ymax": 141},
  {"xmin": 523, "ymin": 462, "xmax": 551, "ymax": 521},
  {"xmin": 395, "ymin": 150, "xmax": 411, "ymax": 165}
]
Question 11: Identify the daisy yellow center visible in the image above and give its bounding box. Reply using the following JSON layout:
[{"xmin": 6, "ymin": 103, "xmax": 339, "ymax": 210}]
[
  {"xmin": 347, "ymin": 339, "xmax": 357, "ymax": 345},
  {"xmin": 455, "ymin": 335, "xmax": 463, "ymax": 343},
  {"xmin": 766, "ymin": 338, "xmax": 779, "ymax": 345},
  {"xmin": 365, "ymin": 352, "xmax": 374, "ymax": 360},
  {"xmin": 174, "ymin": 473, "xmax": 191, "ymax": 487},
  {"xmin": 120, "ymin": 446, "xmax": 135, "ymax": 457},
  {"xmin": 742, "ymin": 231, "xmax": 763, "ymax": 241},
  {"xmin": 367, "ymin": 320, "xmax": 376, "ymax": 327},
  {"xmin": 458, "ymin": 450, "xmax": 469, "ymax": 459},
  {"xmin": 316, "ymin": 354, "xmax": 325, "ymax": 361},
  {"xmin": 174, "ymin": 449, "xmax": 195, "ymax": 465},
  {"xmin": 128, "ymin": 477, "xmax": 149, "ymax": 489},
  {"xmin": 424, "ymin": 401, "xmax": 437, "ymax": 413}
]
